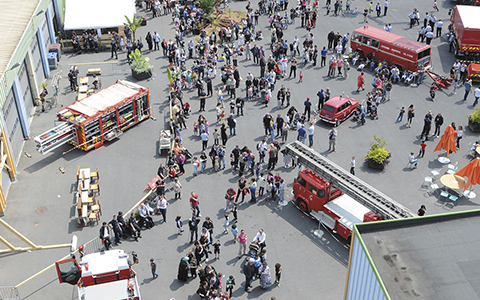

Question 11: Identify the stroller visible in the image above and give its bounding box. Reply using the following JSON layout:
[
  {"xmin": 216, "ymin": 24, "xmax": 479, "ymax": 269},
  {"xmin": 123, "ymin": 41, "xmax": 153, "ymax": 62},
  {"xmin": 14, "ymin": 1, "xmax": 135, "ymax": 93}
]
[
  {"xmin": 429, "ymin": 84, "xmax": 439, "ymax": 101},
  {"xmin": 370, "ymin": 103, "xmax": 378, "ymax": 120}
]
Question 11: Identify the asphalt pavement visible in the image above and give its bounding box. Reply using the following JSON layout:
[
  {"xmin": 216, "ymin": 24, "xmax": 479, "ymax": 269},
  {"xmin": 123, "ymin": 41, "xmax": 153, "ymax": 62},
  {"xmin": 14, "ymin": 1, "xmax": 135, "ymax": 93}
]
[{"xmin": 0, "ymin": 0, "xmax": 478, "ymax": 299}]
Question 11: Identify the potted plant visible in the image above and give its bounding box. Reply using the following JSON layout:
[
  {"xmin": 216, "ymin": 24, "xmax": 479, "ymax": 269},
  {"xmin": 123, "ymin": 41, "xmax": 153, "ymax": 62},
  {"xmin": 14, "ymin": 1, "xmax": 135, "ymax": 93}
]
[
  {"xmin": 129, "ymin": 49, "xmax": 153, "ymax": 80},
  {"xmin": 365, "ymin": 135, "xmax": 391, "ymax": 170},
  {"xmin": 468, "ymin": 108, "xmax": 480, "ymax": 132}
]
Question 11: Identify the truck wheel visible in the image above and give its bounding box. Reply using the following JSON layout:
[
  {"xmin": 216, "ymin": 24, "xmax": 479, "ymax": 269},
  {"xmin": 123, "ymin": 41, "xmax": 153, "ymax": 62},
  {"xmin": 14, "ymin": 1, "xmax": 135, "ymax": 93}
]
[
  {"xmin": 335, "ymin": 119, "xmax": 340, "ymax": 126},
  {"xmin": 296, "ymin": 198, "xmax": 309, "ymax": 213},
  {"xmin": 454, "ymin": 46, "xmax": 459, "ymax": 58}
]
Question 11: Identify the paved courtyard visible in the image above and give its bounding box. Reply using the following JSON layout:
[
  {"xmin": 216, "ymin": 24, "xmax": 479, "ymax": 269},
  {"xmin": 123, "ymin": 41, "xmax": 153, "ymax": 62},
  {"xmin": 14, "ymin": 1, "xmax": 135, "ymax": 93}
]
[{"xmin": 0, "ymin": 0, "xmax": 478, "ymax": 299}]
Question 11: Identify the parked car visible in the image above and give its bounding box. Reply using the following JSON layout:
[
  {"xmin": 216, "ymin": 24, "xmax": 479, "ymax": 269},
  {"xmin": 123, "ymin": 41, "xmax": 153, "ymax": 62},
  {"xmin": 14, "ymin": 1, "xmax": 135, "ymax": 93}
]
[{"xmin": 319, "ymin": 96, "xmax": 359, "ymax": 125}]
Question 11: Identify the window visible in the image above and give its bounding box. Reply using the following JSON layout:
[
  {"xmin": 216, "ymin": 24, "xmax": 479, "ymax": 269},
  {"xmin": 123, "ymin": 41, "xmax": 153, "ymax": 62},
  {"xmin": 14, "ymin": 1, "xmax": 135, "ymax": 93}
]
[
  {"xmin": 418, "ymin": 48, "xmax": 431, "ymax": 60},
  {"xmin": 371, "ymin": 39, "xmax": 380, "ymax": 48},
  {"xmin": 352, "ymin": 33, "xmax": 363, "ymax": 43},
  {"xmin": 363, "ymin": 36, "xmax": 371, "ymax": 46},
  {"xmin": 297, "ymin": 176, "xmax": 307, "ymax": 188},
  {"xmin": 308, "ymin": 184, "xmax": 317, "ymax": 195},
  {"xmin": 323, "ymin": 105, "xmax": 335, "ymax": 113}
]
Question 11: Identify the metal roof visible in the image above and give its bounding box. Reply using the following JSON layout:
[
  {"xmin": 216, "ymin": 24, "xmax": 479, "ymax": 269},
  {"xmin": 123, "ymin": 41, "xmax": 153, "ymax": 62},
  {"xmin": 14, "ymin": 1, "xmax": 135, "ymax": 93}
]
[
  {"xmin": 0, "ymin": 0, "xmax": 40, "ymax": 82},
  {"xmin": 456, "ymin": 5, "xmax": 480, "ymax": 30},
  {"xmin": 356, "ymin": 210, "xmax": 480, "ymax": 300}
]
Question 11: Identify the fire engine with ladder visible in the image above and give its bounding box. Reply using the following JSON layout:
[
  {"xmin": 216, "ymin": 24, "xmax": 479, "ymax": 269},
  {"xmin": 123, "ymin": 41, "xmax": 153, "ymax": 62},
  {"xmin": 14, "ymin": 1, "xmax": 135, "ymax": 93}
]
[
  {"xmin": 283, "ymin": 141, "xmax": 415, "ymax": 245},
  {"xmin": 54, "ymin": 249, "xmax": 141, "ymax": 300}
]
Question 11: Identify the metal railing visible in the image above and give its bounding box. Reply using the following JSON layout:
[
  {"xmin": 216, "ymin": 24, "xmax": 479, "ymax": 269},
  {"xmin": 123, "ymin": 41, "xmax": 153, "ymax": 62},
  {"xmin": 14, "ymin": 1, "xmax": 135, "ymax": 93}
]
[{"xmin": 0, "ymin": 286, "xmax": 20, "ymax": 300}]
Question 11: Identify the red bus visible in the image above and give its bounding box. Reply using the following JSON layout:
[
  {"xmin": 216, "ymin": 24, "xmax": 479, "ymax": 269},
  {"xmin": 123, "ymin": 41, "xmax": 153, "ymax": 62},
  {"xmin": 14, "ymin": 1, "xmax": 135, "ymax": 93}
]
[{"xmin": 350, "ymin": 26, "xmax": 432, "ymax": 72}]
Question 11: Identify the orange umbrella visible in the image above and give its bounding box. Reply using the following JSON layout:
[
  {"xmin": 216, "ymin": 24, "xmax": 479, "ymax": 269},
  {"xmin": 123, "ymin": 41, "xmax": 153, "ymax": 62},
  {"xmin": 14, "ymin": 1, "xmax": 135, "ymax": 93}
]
[
  {"xmin": 455, "ymin": 157, "xmax": 480, "ymax": 191},
  {"xmin": 434, "ymin": 125, "xmax": 457, "ymax": 158}
]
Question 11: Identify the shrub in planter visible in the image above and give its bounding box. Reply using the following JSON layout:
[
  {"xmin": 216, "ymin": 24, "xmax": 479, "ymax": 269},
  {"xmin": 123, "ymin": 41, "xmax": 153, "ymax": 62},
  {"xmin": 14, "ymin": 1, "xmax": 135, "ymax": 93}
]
[
  {"xmin": 468, "ymin": 108, "xmax": 480, "ymax": 132},
  {"xmin": 365, "ymin": 135, "xmax": 391, "ymax": 170},
  {"xmin": 129, "ymin": 49, "xmax": 153, "ymax": 80}
]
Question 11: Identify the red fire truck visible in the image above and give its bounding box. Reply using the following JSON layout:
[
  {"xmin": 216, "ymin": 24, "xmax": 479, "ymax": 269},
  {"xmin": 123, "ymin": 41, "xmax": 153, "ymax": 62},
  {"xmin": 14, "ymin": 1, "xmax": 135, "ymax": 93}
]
[
  {"xmin": 350, "ymin": 26, "xmax": 432, "ymax": 71},
  {"xmin": 34, "ymin": 80, "xmax": 151, "ymax": 154},
  {"xmin": 450, "ymin": 5, "xmax": 480, "ymax": 59},
  {"xmin": 283, "ymin": 141, "xmax": 415, "ymax": 245},
  {"xmin": 55, "ymin": 249, "xmax": 141, "ymax": 300}
]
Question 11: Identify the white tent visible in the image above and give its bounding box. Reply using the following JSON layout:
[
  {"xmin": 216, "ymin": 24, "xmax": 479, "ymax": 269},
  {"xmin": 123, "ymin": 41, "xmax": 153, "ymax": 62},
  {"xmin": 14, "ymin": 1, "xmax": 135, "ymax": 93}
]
[{"xmin": 64, "ymin": 0, "xmax": 135, "ymax": 30}]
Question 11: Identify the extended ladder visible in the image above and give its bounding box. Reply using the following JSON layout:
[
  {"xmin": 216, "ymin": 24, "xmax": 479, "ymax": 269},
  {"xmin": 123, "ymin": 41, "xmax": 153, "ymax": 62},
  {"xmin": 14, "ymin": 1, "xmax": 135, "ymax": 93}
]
[{"xmin": 284, "ymin": 141, "xmax": 415, "ymax": 220}]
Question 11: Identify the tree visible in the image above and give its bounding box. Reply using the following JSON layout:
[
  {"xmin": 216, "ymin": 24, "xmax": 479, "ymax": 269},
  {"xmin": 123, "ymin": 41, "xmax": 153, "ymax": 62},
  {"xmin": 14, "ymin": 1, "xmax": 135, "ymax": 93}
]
[
  {"xmin": 198, "ymin": 0, "xmax": 220, "ymax": 17},
  {"xmin": 124, "ymin": 15, "xmax": 143, "ymax": 41}
]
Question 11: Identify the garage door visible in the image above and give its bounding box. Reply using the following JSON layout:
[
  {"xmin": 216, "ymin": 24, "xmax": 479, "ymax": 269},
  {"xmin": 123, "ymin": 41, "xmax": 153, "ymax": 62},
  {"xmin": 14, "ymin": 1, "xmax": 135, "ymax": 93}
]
[
  {"xmin": 30, "ymin": 34, "xmax": 45, "ymax": 84},
  {"xmin": 41, "ymin": 18, "xmax": 51, "ymax": 51},
  {"xmin": 17, "ymin": 60, "xmax": 35, "ymax": 120},
  {"xmin": 3, "ymin": 90, "xmax": 24, "ymax": 160}
]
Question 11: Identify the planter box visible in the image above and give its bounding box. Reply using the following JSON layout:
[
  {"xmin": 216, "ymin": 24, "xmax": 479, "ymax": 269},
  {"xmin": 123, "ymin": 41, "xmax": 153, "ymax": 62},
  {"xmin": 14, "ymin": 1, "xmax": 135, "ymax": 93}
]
[
  {"xmin": 468, "ymin": 118, "xmax": 480, "ymax": 132},
  {"xmin": 367, "ymin": 160, "xmax": 385, "ymax": 170},
  {"xmin": 131, "ymin": 68, "xmax": 152, "ymax": 81}
]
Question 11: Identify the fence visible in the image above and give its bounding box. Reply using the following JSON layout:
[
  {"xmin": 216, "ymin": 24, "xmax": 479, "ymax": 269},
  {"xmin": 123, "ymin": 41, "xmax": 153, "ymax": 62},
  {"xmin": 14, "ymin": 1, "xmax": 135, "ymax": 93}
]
[{"xmin": 0, "ymin": 286, "xmax": 20, "ymax": 300}]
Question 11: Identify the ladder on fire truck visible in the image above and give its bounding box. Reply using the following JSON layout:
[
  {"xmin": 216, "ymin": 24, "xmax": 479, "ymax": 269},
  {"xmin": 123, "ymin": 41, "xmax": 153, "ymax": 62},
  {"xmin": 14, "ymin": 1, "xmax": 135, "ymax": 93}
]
[{"xmin": 284, "ymin": 141, "xmax": 415, "ymax": 220}]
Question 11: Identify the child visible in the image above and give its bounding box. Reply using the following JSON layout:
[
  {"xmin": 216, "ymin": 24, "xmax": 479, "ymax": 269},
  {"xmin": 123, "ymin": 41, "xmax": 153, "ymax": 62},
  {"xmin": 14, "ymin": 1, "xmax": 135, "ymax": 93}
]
[
  {"xmin": 193, "ymin": 121, "xmax": 199, "ymax": 136},
  {"xmin": 258, "ymin": 173, "xmax": 266, "ymax": 198},
  {"xmin": 217, "ymin": 88, "xmax": 224, "ymax": 108},
  {"xmin": 299, "ymin": 71, "xmax": 304, "ymax": 83},
  {"xmin": 213, "ymin": 129, "xmax": 220, "ymax": 145},
  {"xmin": 419, "ymin": 140, "xmax": 427, "ymax": 158},
  {"xmin": 231, "ymin": 224, "xmax": 238, "ymax": 243},
  {"xmin": 221, "ymin": 291, "xmax": 230, "ymax": 300},
  {"xmin": 213, "ymin": 240, "xmax": 221, "ymax": 259},
  {"xmin": 223, "ymin": 214, "xmax": 229, "ymax": 234},
  {"xmin": 175, "ymin": 216, "xmax": 184, "ymax": 234},
  {"xmin": 255, "ymin": 162, "xmax": 261, "ymax": 179},
  {"xmin": 173, "ymin": 177, "xmax": 182, "ymax": 200},
  {"xmin": 275, "ymin": 263, "xmax": 282, "ymax": 286},
  {"xmin": 396, "ymin": 107, "xmax": 405, "ymax": 122},
  {"xmin": 193, "ymin": 157, "xmax": 200, "ymax": 176},
  {"xmin": 226, "ymin": 275, "xmax": 236, "ymax": 298},
  {"xmin": 214, "ymin": 155, "xmax": 220, "ymax": 172},
  {"xmin": 232, "ymin": 203, "xmax": 238, "ymax": 222},
  {"xmin": 433, "ymin": 1, "xmax": 439, "ymax": 11},
  {"xmin": 189, "ymin": 257, "xmax": 197, "ymax": 278},
  {"xmin": 230, "ymin": 153, "xmax": 236, "ymax": 172},
  {"xmin": 150, "ymin": 258, "xmax": 158, "ymax": 279},
  {"xmin": 326, "ymin": 4, "xmax": 331, "ymax": 15},
  {"xmin": 217, "ymin": 272, "xmax": 224, "ymax": 291},
  {"xmin": 451, "ymin": 79, "xmax": 458, "ymax": 95},
  {"xmin": 220, "ymin": 110, "xmax": 226, "ymax": 125}
]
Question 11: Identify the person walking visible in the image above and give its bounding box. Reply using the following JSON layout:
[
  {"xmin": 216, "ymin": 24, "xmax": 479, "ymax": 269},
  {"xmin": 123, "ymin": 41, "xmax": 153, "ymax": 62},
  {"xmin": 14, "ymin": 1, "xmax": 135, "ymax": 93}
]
[
  {"xmin": 357, "ymin": 72, "xmax": 365, "ymax": 92},
  {"xmin": 350, "ymin": 156, "xmax": 355, "ymax": 175},
  {"xmin": 434, "ymin": 112, "xmax": 444, "ymax": 137},
  {"xmin": 383, "ymin": 0, "xmax": 389, "ymax": 16},
  {"xmin": 150, "ymin": 258, "xmax": 158, "ymax": 279},
  {"xmin": 419, "ymin": 140, "xmax": 427, "ymax": 157},
  {"xmin": 474, "ymin": 86, "xmax": 480, "ymax": 106},
  {"xmin": 243, "ymin": 258, "xmax": 255, "ymax": 293},
  {"xmin": 190, "ymin": 192, "xmax": 201, "ymax": 217},
  {"xmin": 463, "ymin": 79, "xmax": 472, "ymax": 101},
  {"xmin": 157, "ymin": 196, "xmax": 168, "ymax": 223},
  {"xmin": 420, "ymin": 111, "xmax": 433, "ymax": 141},
  {"xmin": 308, "ymin": 121, "xmax": 315, "ymax": 147},
  {"xmin": 457, "ymin": 125, "xmax": 463, "ymax": 149},
  {"xmin": 110, "ymin": 38, "xmax": 118, "ymax": 59},
  {"xmin": 304, "ymin": 97, "xmax": 312, "ymax": 121},
  {"xmin": 237, "ymin": 229, "xmax": 247, "ymax": 258},
  {"xmin": 99, "ymin": 222, "xmax": 112, "ymax": 250},
  {"xmin": 328, "ymin": 127, "xmax": 337, "ymax": 151},
  {"xmin": 407, "ymin": 104, "xmax": 415, "ymax": 127},
  {"xmin": 188, "ymin": 217, "xmax": 200, "ymax": 243}
]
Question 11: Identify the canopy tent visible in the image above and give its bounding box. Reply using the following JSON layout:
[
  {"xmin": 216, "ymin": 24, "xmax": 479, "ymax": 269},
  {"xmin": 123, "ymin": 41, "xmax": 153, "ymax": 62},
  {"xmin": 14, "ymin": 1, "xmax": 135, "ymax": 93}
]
[{"xmin": 64, "ymin": 0, "xmax": 135, "ymax": 30}]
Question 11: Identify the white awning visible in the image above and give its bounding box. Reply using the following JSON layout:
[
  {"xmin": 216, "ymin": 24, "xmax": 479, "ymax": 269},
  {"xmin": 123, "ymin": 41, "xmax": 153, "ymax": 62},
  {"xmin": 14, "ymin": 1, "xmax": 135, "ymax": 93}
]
[{"xmin": 64, "ymin": 0, "xmax": 135, "ymax": 30}]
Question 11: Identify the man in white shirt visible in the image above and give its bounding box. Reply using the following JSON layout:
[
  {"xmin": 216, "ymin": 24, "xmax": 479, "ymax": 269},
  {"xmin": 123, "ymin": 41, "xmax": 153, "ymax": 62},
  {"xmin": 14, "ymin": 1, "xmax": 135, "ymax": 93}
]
[
  {"xmin": 474, "ymin": 87, "xmax": 480, "ymax": 106},
  {"xmin": 258, "ymin": 139, "xmax": 268, "ymax": 163},
  {"xmin": 436, "ymin": 20, "xmax": 443, "ymax": 38},
  {"xmin": 308, "ymin": 122, "xmax": 315, "ymax": 147},
  {"xmin": 253, "ymin": 229, "xmax": 267, "ymax": 250},
  {"xmin": 453, "ymin": 60, "xmax": 461, "ymax": 81}
]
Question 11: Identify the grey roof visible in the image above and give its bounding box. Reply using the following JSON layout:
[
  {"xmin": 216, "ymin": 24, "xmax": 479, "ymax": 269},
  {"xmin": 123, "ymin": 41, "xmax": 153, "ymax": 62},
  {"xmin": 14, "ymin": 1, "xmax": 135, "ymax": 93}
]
[{"xmin": 357, "ymin": 210, "xmax": 480, "ymax": 300}]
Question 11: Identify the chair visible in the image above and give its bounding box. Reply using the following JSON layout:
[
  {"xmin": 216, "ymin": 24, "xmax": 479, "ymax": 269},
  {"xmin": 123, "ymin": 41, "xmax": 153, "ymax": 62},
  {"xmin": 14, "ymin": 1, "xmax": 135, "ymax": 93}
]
[
  {"xmin": 431, "ymin": 169, "xmax": 441, "ymax": 181},
  {"xmin": 446, "ymin": 194, "xmax": 459, "ymax": 208},
  {"xmin": 422, "ymin": 176, "xmax": 433, "ymax": 189},
  {"xmin": 440, "ymin": 190, "xmax": 450, "ymax": 202},
  {"xmin": 90, "ymin": 180, "xmax": 100, "ymax": 196},
  {"xmin": 88, "ymin": 211, "xmax": 99, "ymax": 225},
  {"xmin": 90, "ymin": 168, "xmax": 99, "ymax": 182},
  {"xmin": 447, "ymin": 161, "xmax": 458, "ymax": 172},
  {"xmin": 91, "ymin": 199, "xmax": 102, "ymax": 216},
  {"xmin": 428, "ymin": 183, "xmax": 439, "ymax": 196},
  {"xmin": 86, "ymin": 194, "xmax": 96, "ymax": 207}
]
